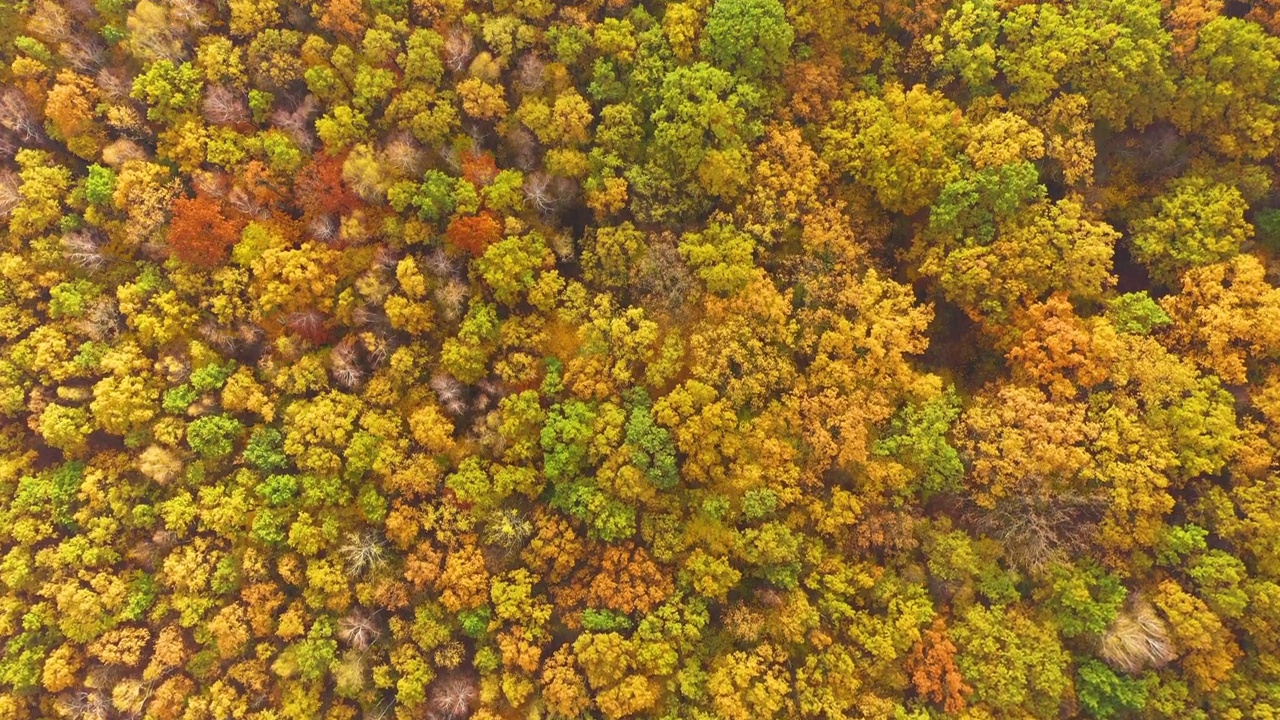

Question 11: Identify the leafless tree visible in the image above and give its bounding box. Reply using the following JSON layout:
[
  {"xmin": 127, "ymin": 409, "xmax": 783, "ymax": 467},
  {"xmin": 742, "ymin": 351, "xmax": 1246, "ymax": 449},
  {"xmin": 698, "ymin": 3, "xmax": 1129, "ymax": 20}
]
[
  {"xmin": 352, "ymin": 304, "xmax": 388, "ymax": 328},
  {"xmin": 27, "ymin": 0, "xmax": 71, "ymax": 42},
  {"xmin": 0, "ymin": 171, "xmax": 22, "ymax": 217},
  {"xmin": 60, "ymin": 34, "xmax": 107, "ymax": 73},
  {"xmin": 1099, "ymin": 595, "xmax": 1175, "ymax": 673},
  {"xmin": 371, "ymin": 245, "xmax": 401, "ymax": 271},
  {"xmin": 271, "ymin": 94, "xmax": 319, "ymax": 150},
  {"xmin": 428, "ymin": 672, "xmax": 478, "ymax": 720},
  {"xmin": 965, "ymin": 483, "xmax": 1105, "ymax": 573},
  {"xmin": 423, "ymin": 248, "xmax": 458, "ymax": 279},
  {"xmin": 505, "ymin": 125, "xmax": 540, "ymax": 171},
  {"xmin": 514, "ymin": 53, "xmax": 547, "ymax": 94},
  {"xmin": 434, "ymin": 279, "xmax": 470, "ymax": 323},
  {"xmin": 339, "ymin": 531, "xmax": 388, "ymax": 577},
  {"xmin": 55, "ymin": 691, "xmax": 110, "ymax": 720},
  {"xmin": 62, "ymin": 230, "xmax": 107, "ymax": 271},
  {"xmin": 633, "ymin": 234, "xmax": 694, "ymax": 316},
  {"xmin": 93, "ymin": 66, "xmax": 133, "ymax": 102},
  {"xmin": 430, "ymin": 372, "xmax": 468, "ymax": 417},
  {"xmin": 79, "ymin": 298, "xmax": 122, "ymax": 342},
  {"xmin": 204, "ymin": 84, "xmax": 250, "ymax": 126},
  {"xmin": 283, "ymin": 309, "xmax": 327, "ymax": 342},
  {"xmin": 0, "ymin": 90, "xmax": 44, "ymax": 144},
  {"xmin": 383, "ymin": 131, "xmax": 426, "ymax": 176},
  {"xmin": 330, "ymin": 336, "xmax": 365, "ymax": 389},
  {"xmin": 443, "ymin": 27, "xmax": 475, "ymax": 73},
  {"xmin": 168, "ymin": 0, "xmax": 208, "ymax": 33},
  {"xmin": 310, "ymin": 214, "xmax": 340, "ymax": 244},
  {"xmin": 338, "ymin": 609, "xmax": 383, "ymax": 651},
  {"xmin": 226, "ymin": 185, "xmax": 266, "ymax": 218}
]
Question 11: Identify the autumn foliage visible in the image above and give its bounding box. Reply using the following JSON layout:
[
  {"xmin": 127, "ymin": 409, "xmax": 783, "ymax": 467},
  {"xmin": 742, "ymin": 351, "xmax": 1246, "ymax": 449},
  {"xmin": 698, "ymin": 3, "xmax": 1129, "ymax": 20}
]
[
  {"xmin": 165, "ymin": 194, "xmax": 240, "ymax": 266},
  {"xmin": 3, "ymin": 0, "xmax": 1280, "ymax": 718},
  {"xmin": 444, "ymin": 211, "xmax": 503, "ymax": 256}
]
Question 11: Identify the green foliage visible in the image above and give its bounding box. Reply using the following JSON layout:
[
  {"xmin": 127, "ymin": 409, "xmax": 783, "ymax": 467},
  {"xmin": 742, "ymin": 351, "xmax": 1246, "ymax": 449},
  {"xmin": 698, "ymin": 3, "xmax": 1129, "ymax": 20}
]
[
  {"xmin": 873, "ymin": 388, "xmax": 964, "ymax": 495},
  {"xmin": 83, "ymin": 164, "xmax": 116, "ymax": 206},
  {"xmin": 1042, "ymin": 560, "xmax": 1126, "ymax": 637},
  {"xmin": 700, "ymin": 0, "xmax": 794, "ymax": 81},
  {"xmin": 1130, "ymin": 176, "xmax": 1253, "ymax": 283},
  {"xmin": 582, "ymin": 608, "xmax": 634, "ymax": 632},
  {"xmin": 243, "ymin": 427, "xmax": 290, "ymax": 472},
  {"xmin": 1076, "ymin": 660, "xmax": 1151, "ymax": 719},
  {"xmin": 186, "ymin": 415, "xmax": 243, "ymax": 459},
  {"xmin": 1107, "ymin": 292, "xmax": 1171, "ymax": 335},
  {"xmin": 130, "ymin": 60, "xmax": 204, "ymax": 122}
]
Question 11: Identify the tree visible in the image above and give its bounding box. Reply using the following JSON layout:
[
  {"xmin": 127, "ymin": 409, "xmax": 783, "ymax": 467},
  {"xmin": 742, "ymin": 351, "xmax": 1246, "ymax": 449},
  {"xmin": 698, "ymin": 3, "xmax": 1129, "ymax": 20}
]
[
  {"xmin": 951, "ymin": 604, "xmax": 1071, "ymax": 718},
  {"xmin": 1171, "ymin": 17, "xmax": 1280, "ymax": 161},
  {"xmin": 999, "ymin": 0, "xmax": 1175, "ymax": 129},
  {"xmin": 130, "ymin": 60, "xmax": 204, "ymax": 123},
  {"xmin": 678, "ymin": 220, "xmax": 757, "ymax": 295},
  {"xmin": 700, "ymin": 0, "xmax": 795, "ymax": 81},
  {"xmin": 1161, "ymin": 255, "xmax": 1280, "ymax": 384},
  {"xmin": 1130, "ymin": 176, "xmax": 1252, "ymax": 283},
  {"xmin": 907, "ymin": 617, "xmax": 971, "ymax": 714},
  {"xmin": 821, "ymin": 83, "xmax": 968, "ymax": 214},
  {"xmin": 444, "ymin": 212, "xmax": 502, "ymax": 256},
  {"xmin": 166, "ymin": 194, "xmax": 241, "ymax": 267}
]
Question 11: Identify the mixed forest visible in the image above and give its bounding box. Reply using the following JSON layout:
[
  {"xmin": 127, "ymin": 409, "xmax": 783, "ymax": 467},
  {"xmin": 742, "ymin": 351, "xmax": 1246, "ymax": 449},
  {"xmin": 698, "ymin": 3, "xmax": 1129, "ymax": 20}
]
[{"xmin": 2, "ymin": 0, "xmax": 1280, "ymax": 717}]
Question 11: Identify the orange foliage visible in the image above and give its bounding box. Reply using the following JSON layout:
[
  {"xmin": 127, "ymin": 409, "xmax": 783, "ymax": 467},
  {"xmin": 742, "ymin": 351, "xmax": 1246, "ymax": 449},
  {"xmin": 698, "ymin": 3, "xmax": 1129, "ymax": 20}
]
[
  {"xmin": 461, "ymin": 150, "xmax": 499, "ymax": 185},
  {"xmin": 445, "ymin": 212, "xmax": 503, "ymax": 256},
  {"xmin": 294, "ymin": 154, "xmax": 361, "ymax": 220},
  {"xmin": 585, "ymin": 543, "xmax": 672, "ymax": 615},
  {"xmin": 907, "ymin": 617, "xmax": 972, "ymax": 713},
  {"xmin": 166, "ymin": 194, "xmax": 242, "ymax": 267}
]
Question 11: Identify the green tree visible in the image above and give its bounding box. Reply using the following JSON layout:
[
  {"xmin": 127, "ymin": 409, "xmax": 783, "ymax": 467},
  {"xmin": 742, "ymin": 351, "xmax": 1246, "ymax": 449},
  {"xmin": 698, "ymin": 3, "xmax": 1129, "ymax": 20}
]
[{"xmin": 700, "ymin": 0, "xmax": 795, "ymax": 81}]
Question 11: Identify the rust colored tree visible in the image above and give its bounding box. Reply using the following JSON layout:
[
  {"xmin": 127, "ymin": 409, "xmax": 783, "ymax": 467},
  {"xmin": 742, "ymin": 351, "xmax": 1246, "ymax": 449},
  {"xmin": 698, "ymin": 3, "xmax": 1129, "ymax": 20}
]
[
  {"xmin": 293, "ymin": 154, "xmax": 361, "ymax": 222},
  {"xmin": 444, "ymin": 212, "xmax": 502, "ymax": 256},
  {"xmin": 166, "ymin": 194, "xmax": 241, "ymax": 267}
]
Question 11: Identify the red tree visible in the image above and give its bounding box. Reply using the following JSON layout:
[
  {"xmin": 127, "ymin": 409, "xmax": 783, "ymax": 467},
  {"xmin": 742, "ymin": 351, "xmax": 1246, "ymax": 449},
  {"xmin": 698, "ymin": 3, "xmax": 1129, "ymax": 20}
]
[
  {"xmin": 167, "ymin": 194, "xmax": 240, "ymax": 267},
  {"xmin": 294, "ymin": 154, "xmax": 360, "ymax": 221},
  {"xmin": 444, "ymin": 212, "xmax": 502, "ymax": 256},
  {"xmin": 460, "ymin": 151, "xmax": 499, "ymax": 186}
]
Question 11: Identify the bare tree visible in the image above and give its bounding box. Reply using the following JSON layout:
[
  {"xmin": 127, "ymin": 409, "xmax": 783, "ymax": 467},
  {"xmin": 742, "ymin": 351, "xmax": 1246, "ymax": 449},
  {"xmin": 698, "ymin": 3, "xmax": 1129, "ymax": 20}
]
[
  {"xmin": 26, "ymin": 0, "xmax": 71, "ymax": 42},
  {"xmin": 55, "ymin": 691, "xmax": 110, "ymax": 720},
  {"xmin": 339, "ymin": 531, "xmax": 388, "ymax": 577},
  {"xmin": 0, "ymin": 90, "xmax": 44, "ymax": 144},
  {"xmin": 965, "ymin": 483, "xmax": 1105, "ymax": 573},
  {"xmin": 434, "ymin": 279, "xmax": 470, "ymax": 323},
  {"xmin": 309, "ymin": 214, "xmax": 340, "ymax": 244},
  {"xmin": 60, "ymin": 34, "xmax": 107, "ymax": 73},
  {"xmin": 514, "ymin": 53, "xmax": 547, "ymax": 94},
  {"xmin": 330, "ymin": 336, "xmax": 365, "ymax": 389},
  {"xmin": 428, "ymin": 672, "xmax": 478, "ymax": 720},
  {"xmin": 443, "ymin": 27, "xmax": 475, "ymax": 73},
  {"xmin": 505, "ymin": 125, "xmax": 540, "ymax": 172},
  {"xmin": 383, "ymin": 131, "xmax": 427, "ymax": 176},
  {"xmin": 430, "ymin": 372, "xmax": 468, "ymax": 417},
  {"xmin": 203, "ymin": 84, "xmax": 250, "ymax": 126},
  {"xmin": 62, "ymin": 231, "xmax": 107, "ymax": 271},
  {"xmin": 93, "ymin": 66, "xmax": 133, "ymax": 102},
  {"xmin": 338, "ymin": 609, "xmax": 383, "ymax": 651},
  {"xmin": 1099, "ymin": 595, "xmax": 1175, "ymax": 673},
  {"xmin": 422, "ymin": 248, "xmax": 459, "ymax": 279},
  {"xmin": 0, "ymin": 171, "xmax": 22, "ymax": 218},
  {"xmin": 270, "ymin": 94, "xmax": 319, "ymax": 150},
  {"xmin": 79, "ymin": 298, "xmax": 122, "ymax": 342}
]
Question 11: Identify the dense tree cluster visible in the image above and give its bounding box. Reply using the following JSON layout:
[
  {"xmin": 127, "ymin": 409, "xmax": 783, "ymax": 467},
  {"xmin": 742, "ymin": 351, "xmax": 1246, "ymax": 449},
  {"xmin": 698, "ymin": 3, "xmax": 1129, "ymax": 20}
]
[{"xmin": 0, "ymin": 0, "xmax": 1279, "ymax": 717}]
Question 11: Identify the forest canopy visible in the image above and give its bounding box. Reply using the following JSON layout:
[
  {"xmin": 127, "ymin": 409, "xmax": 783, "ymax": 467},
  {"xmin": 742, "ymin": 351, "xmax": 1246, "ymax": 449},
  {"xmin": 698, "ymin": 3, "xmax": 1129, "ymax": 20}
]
[{"xmin": 0, "ymin": 0, "xmax": 1279, "ymax": 718}]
